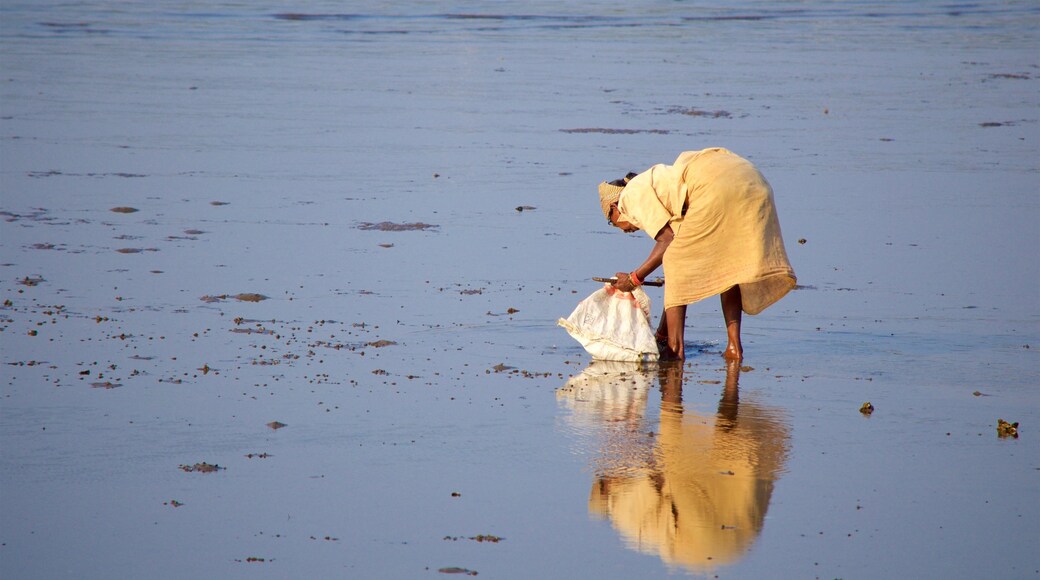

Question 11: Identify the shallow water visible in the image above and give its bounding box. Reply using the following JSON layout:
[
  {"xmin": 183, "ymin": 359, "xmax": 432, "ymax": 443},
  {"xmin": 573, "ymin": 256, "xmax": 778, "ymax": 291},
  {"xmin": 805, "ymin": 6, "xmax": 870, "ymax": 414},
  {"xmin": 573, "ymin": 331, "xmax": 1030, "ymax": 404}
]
[{"xmin": 2, "ymin": 1, "xmax": 1038, "ymax": 578}]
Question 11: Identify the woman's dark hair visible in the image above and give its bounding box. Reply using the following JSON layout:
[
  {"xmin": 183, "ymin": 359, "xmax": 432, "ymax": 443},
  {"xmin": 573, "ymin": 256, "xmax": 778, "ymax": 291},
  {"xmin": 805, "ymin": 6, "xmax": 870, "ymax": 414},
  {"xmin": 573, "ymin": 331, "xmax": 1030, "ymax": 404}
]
[{"xmin": 608, "ymin": 172, "xmax": 639, "ymax": 188}]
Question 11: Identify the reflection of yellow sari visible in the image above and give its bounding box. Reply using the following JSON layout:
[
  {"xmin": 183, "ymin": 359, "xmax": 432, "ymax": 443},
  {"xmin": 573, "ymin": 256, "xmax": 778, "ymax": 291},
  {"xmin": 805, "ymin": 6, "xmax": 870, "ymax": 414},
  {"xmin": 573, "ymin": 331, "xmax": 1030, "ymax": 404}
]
[{"xmin": 561, "ymin": 363, "xmax": 790, "ymax": 574}]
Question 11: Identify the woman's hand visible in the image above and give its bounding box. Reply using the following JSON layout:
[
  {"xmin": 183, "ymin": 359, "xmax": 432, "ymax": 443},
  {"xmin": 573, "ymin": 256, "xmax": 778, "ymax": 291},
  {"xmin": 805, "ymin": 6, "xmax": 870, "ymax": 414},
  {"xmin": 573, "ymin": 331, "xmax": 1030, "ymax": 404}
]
[
  {"xmin": 612, "ymin": 224, "xmax": 674, "ymax": 293},
  {"xmin": 616, "ymin": 224, "xmax": 673, "ymax": 293},
  {"xmin": 612, "ymin": 272, "xmax": 636, "ymax": 293}
]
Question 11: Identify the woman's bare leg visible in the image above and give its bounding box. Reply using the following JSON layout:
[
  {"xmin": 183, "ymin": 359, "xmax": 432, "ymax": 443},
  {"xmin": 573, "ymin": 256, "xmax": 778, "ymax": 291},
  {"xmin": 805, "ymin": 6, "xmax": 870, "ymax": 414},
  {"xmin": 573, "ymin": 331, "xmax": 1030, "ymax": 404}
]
[
  {"xmin": 664, "ymin": 304, "xmax": 687, "ymax": 360},
  {"xmin": 655, "ymin": 307, "xmax": 669, "ymax": 342},
  {"xmin": 655, "ymin": 307, "xmax": 673, "ymax": 359},
  {"xmin": 721, "ymin": 285, "xmax": 743, "ymax": 361}
]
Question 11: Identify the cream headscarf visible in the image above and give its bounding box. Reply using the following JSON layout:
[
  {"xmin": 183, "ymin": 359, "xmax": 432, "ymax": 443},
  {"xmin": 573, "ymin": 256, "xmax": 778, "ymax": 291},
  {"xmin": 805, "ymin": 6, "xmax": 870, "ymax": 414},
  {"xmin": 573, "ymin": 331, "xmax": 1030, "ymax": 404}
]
[
  {"xmin": 598, "ymin": 172, "xmax": 637, "ymax": 222},
  {"xmin": 598, "ymin": 181, "xmax": 625, "ymax": 222}
]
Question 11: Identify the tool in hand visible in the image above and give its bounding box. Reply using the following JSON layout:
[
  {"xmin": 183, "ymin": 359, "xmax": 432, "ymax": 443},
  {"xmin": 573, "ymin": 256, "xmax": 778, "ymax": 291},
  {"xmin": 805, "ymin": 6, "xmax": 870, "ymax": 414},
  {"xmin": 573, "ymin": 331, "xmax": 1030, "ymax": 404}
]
[{"xmin": 592, "ymin": 276, "xmax": 664, "ymax": 287}]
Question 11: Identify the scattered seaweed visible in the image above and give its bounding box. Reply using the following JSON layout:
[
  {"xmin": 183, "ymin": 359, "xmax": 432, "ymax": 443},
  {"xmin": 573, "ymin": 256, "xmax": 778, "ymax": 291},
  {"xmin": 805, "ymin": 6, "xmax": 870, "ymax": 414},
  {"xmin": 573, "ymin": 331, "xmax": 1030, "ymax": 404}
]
[
  {"xmin": 234, "ymin": 293, "xmax": 267, "ymax": 302},
  {"xmin": 179, "ymin": 462, "xmax": 223, "ymax": 473},
  {"xmin": 273, "ymin": 13, "xmax": 323, "ymax": 21},
  {"xmin": 230, "ymin": 327, "xmax": 274, "ymax": 335},
  {"xmin": 987, "ymin": 72, "xmax": 1030, "ymax": 80},
  {"xmin": 668, "ymin": 106, "xmax": 733, "ymax": 118},
  {"xmin": 357, "ymin": 221, "xmax": 438, "ymax": 231},
  {"xmin": 438, "ymin": 568, "xmax": 478, "ymax": 576},
  {"xmin": 443, "ymin": 534, "xmax": 503, "ymax": 543},
  {"xmin": 560, "ymin": 127, "xmax": 670, "ymax": 135},
  {"xmin": 27, "ymin": 170, "xmax": 145, "ymax": 178},
  {"xmin": 200, "ymin": 293, "xmax": 268, "ymax": 303},
  {"xmin": 110, "ymin": 207, "xmax": 138, "ymax": 213}
]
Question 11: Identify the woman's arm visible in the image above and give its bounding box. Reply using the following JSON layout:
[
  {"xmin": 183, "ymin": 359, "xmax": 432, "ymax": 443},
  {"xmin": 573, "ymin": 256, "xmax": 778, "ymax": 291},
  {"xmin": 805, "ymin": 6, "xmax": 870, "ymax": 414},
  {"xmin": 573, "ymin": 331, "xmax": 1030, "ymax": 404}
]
[{"xmin": 614, "ymin": 224, "xmax": 674, "ymax": 292}]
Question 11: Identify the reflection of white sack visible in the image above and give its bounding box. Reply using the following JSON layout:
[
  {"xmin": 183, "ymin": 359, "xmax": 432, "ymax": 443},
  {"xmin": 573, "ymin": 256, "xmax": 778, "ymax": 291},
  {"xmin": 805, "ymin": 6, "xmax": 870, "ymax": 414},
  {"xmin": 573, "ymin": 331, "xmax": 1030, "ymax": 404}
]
[
  {"xmin": 558, "ymin": 285, "xmax": 660, "ymax": 362},
  {"xmin": 556, "ymin": 361, "xmax": 653, "ymax": 422},
  {"xmin": 556, "ymin": 361, "xmax": 656, "ymax": 476}
]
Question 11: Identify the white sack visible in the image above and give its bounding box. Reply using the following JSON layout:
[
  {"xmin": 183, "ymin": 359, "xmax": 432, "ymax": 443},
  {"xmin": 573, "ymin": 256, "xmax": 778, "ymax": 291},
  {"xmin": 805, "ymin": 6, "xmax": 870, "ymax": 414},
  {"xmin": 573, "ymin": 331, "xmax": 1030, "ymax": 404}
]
[{"xmin": 557, "ymin": 285, "xmax": 660, "ymax": 362}]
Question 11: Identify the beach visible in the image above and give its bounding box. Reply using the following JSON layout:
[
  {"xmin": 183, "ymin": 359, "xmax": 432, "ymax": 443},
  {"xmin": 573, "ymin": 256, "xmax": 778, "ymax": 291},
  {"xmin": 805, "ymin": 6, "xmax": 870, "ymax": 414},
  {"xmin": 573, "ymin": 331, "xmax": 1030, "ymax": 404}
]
[{"xmin": 1, "ymin": 1, "xmax": 1038, "ymax": 578}]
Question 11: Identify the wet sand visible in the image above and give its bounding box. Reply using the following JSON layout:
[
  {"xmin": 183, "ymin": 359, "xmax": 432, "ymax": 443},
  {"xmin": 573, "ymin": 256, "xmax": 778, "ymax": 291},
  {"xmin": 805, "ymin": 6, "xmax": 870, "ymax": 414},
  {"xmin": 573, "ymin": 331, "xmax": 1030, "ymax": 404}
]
[{"xmin": 1, "ymin": 1, "xmax": 1038, "ymax": 578}]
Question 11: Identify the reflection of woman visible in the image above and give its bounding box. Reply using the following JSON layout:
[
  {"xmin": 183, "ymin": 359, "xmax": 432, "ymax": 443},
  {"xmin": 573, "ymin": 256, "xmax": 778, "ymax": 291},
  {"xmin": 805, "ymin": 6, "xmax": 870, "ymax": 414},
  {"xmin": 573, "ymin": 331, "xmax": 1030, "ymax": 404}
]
[
  {"xmin": 573, "ymin": 362, "xmax": 790, "ymax": 574},
  {"xmin": 598, "ymin": 148, "xmax": 797, "ymax": 360}
]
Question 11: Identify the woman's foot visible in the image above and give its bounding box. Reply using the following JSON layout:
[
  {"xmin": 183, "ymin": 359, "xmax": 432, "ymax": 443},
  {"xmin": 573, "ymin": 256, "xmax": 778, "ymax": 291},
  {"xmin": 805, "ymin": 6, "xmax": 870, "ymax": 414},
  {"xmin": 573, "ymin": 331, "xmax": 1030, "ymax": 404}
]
[
  {"xmin": 653, "ymin": 305, "xmax": 688, "ymax": 361},
  {"xmin": 720, "ymin": 287, "xmax": 743, "ymax": 362},
  {"xmin": 723, "ymin": 343, "xmax": 743, "ymax": 361},
  {"xmin": 657, "ymin": 337, "xmax": 681, "ymax": 361}
]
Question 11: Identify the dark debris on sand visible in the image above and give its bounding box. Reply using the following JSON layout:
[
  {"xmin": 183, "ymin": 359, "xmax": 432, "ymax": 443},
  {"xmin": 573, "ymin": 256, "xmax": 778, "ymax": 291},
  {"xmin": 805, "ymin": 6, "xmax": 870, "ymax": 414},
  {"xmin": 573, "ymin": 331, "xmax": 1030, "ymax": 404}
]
[{"xmin": 357, "ymin": 221, "xmax": 438, "ymax": 232}]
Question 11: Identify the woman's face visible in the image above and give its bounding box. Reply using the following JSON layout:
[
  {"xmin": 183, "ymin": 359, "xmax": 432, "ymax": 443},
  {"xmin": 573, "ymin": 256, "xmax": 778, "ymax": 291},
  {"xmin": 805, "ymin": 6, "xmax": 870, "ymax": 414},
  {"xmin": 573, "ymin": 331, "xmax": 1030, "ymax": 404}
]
[{"xmin": 609, "ymin": 204, "xmax": 639, "ymax": 233}]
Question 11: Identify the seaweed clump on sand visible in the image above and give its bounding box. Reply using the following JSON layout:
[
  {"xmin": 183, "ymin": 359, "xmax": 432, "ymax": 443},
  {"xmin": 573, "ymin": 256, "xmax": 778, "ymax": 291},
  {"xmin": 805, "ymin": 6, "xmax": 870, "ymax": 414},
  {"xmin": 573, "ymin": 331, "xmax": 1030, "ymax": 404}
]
[
  {"xmin": 179, "ymin": 462, "xmax": 223, "ymax": 473},
  {"xmin": 200, "ymin": 293, "xmax": 268, "ymax": 303},
  {"xmin": 559, "ymin": 127, "xmax": 670, "ymax": 135},
  {"xmin": 996, "ymin": 419, "xmax": 1019, "ymax": 439},
  {"xmin": 358, "ymin": 221, "xmax": 438, "ymax": 231},
  {"xmin": 668, "ymin": 106, "xmax": 733, "ymax": 118},
  {"xmin": 437, "ymin": 568, "xmax": 478, "ymax": 576}
]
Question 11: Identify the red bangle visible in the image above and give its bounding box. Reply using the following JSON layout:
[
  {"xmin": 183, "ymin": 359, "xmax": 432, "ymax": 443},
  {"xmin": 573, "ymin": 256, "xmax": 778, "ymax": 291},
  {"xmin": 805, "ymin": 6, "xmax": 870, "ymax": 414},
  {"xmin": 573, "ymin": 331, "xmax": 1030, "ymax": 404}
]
[{"xmin": 629, "ymin": 271, "xmax": 642, "ymax": 287}]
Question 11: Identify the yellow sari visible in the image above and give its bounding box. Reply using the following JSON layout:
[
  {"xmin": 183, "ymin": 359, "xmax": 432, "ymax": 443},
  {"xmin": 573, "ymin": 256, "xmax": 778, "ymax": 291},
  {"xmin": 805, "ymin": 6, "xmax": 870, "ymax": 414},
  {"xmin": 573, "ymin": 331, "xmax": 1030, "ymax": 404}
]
[{"xmin": 617, "ymin": 148, "xmax": 796, "ymax": 313}]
